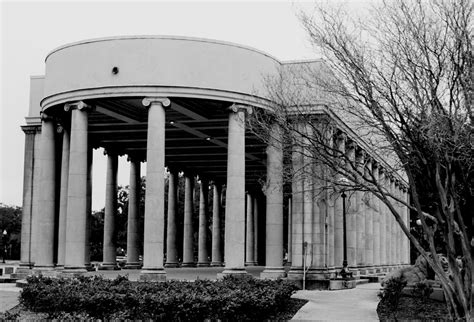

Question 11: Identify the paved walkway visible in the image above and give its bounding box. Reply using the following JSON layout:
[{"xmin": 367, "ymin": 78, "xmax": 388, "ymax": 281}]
[
  {"xmin": 0, "ymin": 284, "xmax": 21, "ymax": 313},
  {"xmin": 291, "ymin": 283, "xmax": 381, "ymax": 321}
]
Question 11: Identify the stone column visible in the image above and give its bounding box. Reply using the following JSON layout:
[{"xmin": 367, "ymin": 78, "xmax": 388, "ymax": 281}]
[
  {"xmin": 355, "ymin": 148, "xmax": 366, "ymax": 269},
  {"xmin": 165, "ymin": 170, "xmax": 179, "ymax": 267},
  {"xmin": 261, "ymin": 123, "xmax": 285, "ymax": 279},
  {"xmin": 288, "ymin": 129, "xmax": 304, "ymax": 278},
  {"xmin": 333, "ymin": 133, "xmax": 346, "ymax": 268},
  {"xmin": 84, "ymin": 146, "xmax": 93, "ymax": 270},
  {"xmin": 253, "ymin": 196, "xmax": 259, "ymax": 265},
  {"xmin": 245, "ymin": 193, "xmax": 255, "ymax": 266},
  {"xmin": 379, "ymin": 168, "xmax": 387, "ymax": 269},
  {"xmin": 198, "ymin": 179, "xmax": 210, "ymax": 267},
  {"xmin": 30, "ymin": 129, "xmax": 42, "ymax": 266},
  {"xmin": 222, "ymin": 105, "xmax": 250, "ymax": 276},
  {"xmin": 34, "ymin": 113, "xmax": 57, "ymax": 271},
  {"xmin": 182, "ymin": 174, "xmax": 195, "ymax": 267},
  {"xmin": 211, "ymin": 183, "xmax": 223, "ymax": 266},
  {"xmin": 57, "ymin": 127, "xmax": 70, "ymax": 268},
  {"xmin": 64, "ymin": 101, "xmax": 90, "ymax": 273},
  {"xmin": 19, "ymin": 126, "xmax": 39, "ymax": 269},
  {"xmin": 395, "ymin": 181, "xmax": 402, "ymax": 265},
  {"xmin": 140, "ymin": 97, "xmax": 170, "ymax": 281},
  {"xmin": 100, "ymin": 151, "xmax": 118, "ymax": 270},
  {"xmin": 404, "ymin": 188, "xmax": 411, "ymax": 264},
  {"xmin": 125, "ymin": 158, "xmax": 141, "ymax": 269},
  {"xmin": 364, "ymin": 158, "xmax": 374, "ymax": 273},
  {"xmin": 287, "ymin": 197, "xmax": 292, "ymax": 266},
  {"xmin": 372, "ymin": 162, "xmax": 381, "ymax": 271},
  {"xmin": 346, "ymin": 142, "xmax": 358, "ymax": 272},
  {"xmin": 388, "ymin": 176, "xmax": 396, "ymax": 267}
]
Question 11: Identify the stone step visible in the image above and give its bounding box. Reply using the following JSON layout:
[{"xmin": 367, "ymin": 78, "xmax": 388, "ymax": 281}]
[
  {"xmin": 355, "ymin": 278, "xmax": 369, "ymax": 285},
  {"xmin": 15, "ymin": 279, "xmax": 28, "ymax": 288},
  {"xmin": 0, "ymin": 276, "xmax": 17, "ymax": 283}
]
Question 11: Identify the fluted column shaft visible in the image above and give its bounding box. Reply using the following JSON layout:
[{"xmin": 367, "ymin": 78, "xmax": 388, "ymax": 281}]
[
  {"xmin": 64, "ymin": 102, "xmax": 89, "ymax": 271},
  {"xmin": 364, "ymin": 158, "xmax": 374, "ymax": 270},
  {"xmin": 19, "ymin": 126, "xmax": 39, "ymax": 268},
  {"xmin": 346, "ymin": 143, "xmax": 357, "ymax": 269},
  {"xmin": 261, "ymin": 123, "xmax": 285, "ymax": 279},
  {"xmin": 182, "ymin": 174, "xmax": 195, "ymax": 267},
  {"xmin": 140, "ymin": 97, "xmax": 169, "ymax": 280},
  {"xmin": 389, "ymin": 177, "xmax": 396, "ymax": 266},
  {"xmin": 165, "ymin": 171, "xmax": 179, "ymax": 267},
  {"xmin": 223, "ymin": 106, "xmax": 247, "ymax": 274},
  {"xmin": 372, "ymin": 163, "xmax": 381, "ymax": 268},
  {"xmin": 125, "ymin": 159, "xmax": 141, "ymax": 268},
  {"xmin": 333, "ymin": 135, "xmax": 345, "ymax": 268},
  {"xmin": 379, "ymin": 169, "xmax": 387, "ymax": 267},
  {"xmin": 101, "ymin": 152, "xmax": 118, "ymax": 269},
  {"xmin": 211, "ymin": 183, "xmax": 223, "ymax": 266},
  {"xmin": 253, "ymin": 196, "xmax": 259, "ymax": 265},
  {"xmin": 290, "ymin": 142, "xmax": 304, "ymax": 269},
  {"xmin": 355, "ymin": 149, "xmax": 366, "ymax": 267},
  {"xmin": 57, "ymin": 128, "xmax": 70, "ymax": 267},
  {"xmin": 287, "ymin": 197, "xmax": 292, "ymax": 265},
  {"xmin": 30, "ymin": 131, "xmax": 42, "ymax": 266},
  {"xmin": 198, "ymin": 179, "xmax": 210, "ymax": 266},
  {"xmin": 245, "ymin": 193, "xmax": 255, "ymax": 265},
  {"xmin": 34, "ymin": 115, "xmax": 57, "ymax": 269}
]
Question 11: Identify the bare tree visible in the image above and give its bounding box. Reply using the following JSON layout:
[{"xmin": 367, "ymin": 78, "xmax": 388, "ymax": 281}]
[{"xmin": 248, "ymin": 0, "xmax": 473, "ymax": 319}]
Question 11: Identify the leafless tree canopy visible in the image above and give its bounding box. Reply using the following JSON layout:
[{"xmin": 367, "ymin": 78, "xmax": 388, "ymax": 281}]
[{"xmin": 248, "ymin": 0, "xmax": 473, "ymax": 319}]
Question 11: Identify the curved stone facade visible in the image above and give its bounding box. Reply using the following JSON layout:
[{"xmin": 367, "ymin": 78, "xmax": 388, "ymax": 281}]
[{"xmin": 19, "ymin": 36, "xmax": 411, "ymax": 284}]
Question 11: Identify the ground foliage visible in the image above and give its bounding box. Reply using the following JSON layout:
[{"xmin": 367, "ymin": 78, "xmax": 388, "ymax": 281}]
[
  {"xmin": 377, "ymin": 295, "xmax": 449, "ymax": 321},
  {"xmin": 19, "ymin": 274, "xmax": 302, "ymax": 320}
]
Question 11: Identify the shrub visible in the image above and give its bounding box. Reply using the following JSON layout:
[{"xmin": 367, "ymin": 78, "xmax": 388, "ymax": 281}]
[
  {"xmin": 411, "ymin": 280, "xmax": 433, "ymax": 302},
  {"xmin": 378, "ymin": 276, "xmax": 407, "ymax": 311},
  {"xmin": 20, "ymin": 275, "xmax": 298, "ymax": 320}
]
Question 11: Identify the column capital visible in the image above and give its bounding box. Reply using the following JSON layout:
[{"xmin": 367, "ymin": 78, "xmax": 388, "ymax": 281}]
[
  {"xmin": 21, "ymin": 125, "xmax": 40, "ymax": 135},
  {"xmin": 40, "ymin": 111, "xmax": 55, "ymax": 122},
  {"xmin": 142, "ymin": 97, "xmax": 171, "ymax": 108},
  {"xmin": 64, "ymin": 101, "xmax": 91, "ymax": 112},
  {"xmin": 229, "ymin": 104, "xmax": 253, "ymax": 115}
]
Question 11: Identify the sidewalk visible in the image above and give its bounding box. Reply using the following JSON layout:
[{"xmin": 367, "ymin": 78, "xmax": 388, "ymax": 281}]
[
  {"xmin": 0, "ymin": 284, "xmax": 21, "ymax": 313},
  {"xmin": 291, "ymin": 283, "xmax": 381, "ymax": 321}
]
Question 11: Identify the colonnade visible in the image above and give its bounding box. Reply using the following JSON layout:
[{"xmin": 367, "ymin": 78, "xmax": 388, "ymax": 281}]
[
  {"xmin": 19, "ymin": 98, "xmax": 410, "ymax": 281},
  {"xmin": 19, "ymin": 98, "xmax": 287, "ymax": 280},
  {"xmin": 287, "ymin": 130, "xmax": 411, "ymax": 281}
]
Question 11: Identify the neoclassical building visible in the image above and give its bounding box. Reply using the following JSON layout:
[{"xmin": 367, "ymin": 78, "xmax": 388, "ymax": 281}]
[{"xmin": 19, "ymin": 36, "xmax": 410, "ymax": 283}]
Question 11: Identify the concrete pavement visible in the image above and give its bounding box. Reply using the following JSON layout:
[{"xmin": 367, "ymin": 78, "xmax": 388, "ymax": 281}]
[
  {"xmin": 291, "ymin": 283, "xmax": 381, "ymax": 321},
  {"xmin": 0, "ymin": 284, "xmax": 21, "ymax": 313}
]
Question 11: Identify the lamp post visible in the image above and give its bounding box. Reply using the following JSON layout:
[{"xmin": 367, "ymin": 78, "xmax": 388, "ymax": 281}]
[
  {"xmin": 2, "ymin": 230, "xmax": 7, "ymax": 264},
  {"xmin": 338, "ymin": 177, "xmax": 353, "ymax": 280}
]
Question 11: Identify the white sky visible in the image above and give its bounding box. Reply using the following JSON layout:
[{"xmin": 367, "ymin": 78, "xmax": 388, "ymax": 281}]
[{"xmin": 0, "ymin": 0, "xmax": 369, "ymax": 210}]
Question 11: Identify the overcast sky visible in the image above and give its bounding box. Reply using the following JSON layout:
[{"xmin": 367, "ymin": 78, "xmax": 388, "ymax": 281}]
[{"xmin": 0, "ymin": 0, "xmax": 368, "ymax": 210}]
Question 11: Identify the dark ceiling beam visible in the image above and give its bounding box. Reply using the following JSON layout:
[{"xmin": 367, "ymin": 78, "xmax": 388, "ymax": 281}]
[{"xmin": 95, "ymin": 105, "xmax": 140, "ymax": 124}]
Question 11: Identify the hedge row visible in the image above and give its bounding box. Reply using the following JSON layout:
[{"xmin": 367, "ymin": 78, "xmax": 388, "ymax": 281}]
[{"xmin": 20, "ymin": 275, "xmax": 298, "ymax": 320}]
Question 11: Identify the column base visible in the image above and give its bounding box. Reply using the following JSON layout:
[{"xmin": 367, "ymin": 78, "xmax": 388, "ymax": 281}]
[
  {"xmin": 164, "ymin": 262, "xmax": 179, "ymax": 268},
  {"xmin": 210, "ymin": 261, "xmax": 224, "ymax": 267},
  {"xmin": 10, "ymin": 266, "xmax": 32, "ymax": 279},
  {"xmin": 245, "ymin": 261, "xmax": 258, "ymax": 266},
  {"xmin": 33, "ymin": 266, "xmax": 57, "ymax": 277},
  {"xmin": 18, "ymin": 262, "xmax": 34, "ymax": 269},
  {"xmin": 181, "ymin": 262, "xmax": 196, "ymax": 267},
  {"xmin": 99, "ymin": 263, "xmax": 120, "ymax": 270},
  {"xmin": 60, "ymin": 267, "xmax": 88, "ymax": 277},
  {"xmin": 124, "ymin": 262, "xmax": 143, "ymax": 269},
  {"xmin": 260, "ymin": 267, "xmax": 286, "ymax": 279},
  {"xmin": 348, "ymin": 266, "xmax": 361, "ymax": 278},
  {"xmin": 287, "ymin": 267, "xmax": 338, "ymax": 290},
  {"xmin": 139, "ymin": 268, "xmax": 166, "ymax": 282},
  {"xmin": 197, "ymin": 262, "xmax": 210, "ymax": 267},
  {"xmin": 217, "ymin": 268, "xmax": 248, "ymax": 280}
]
